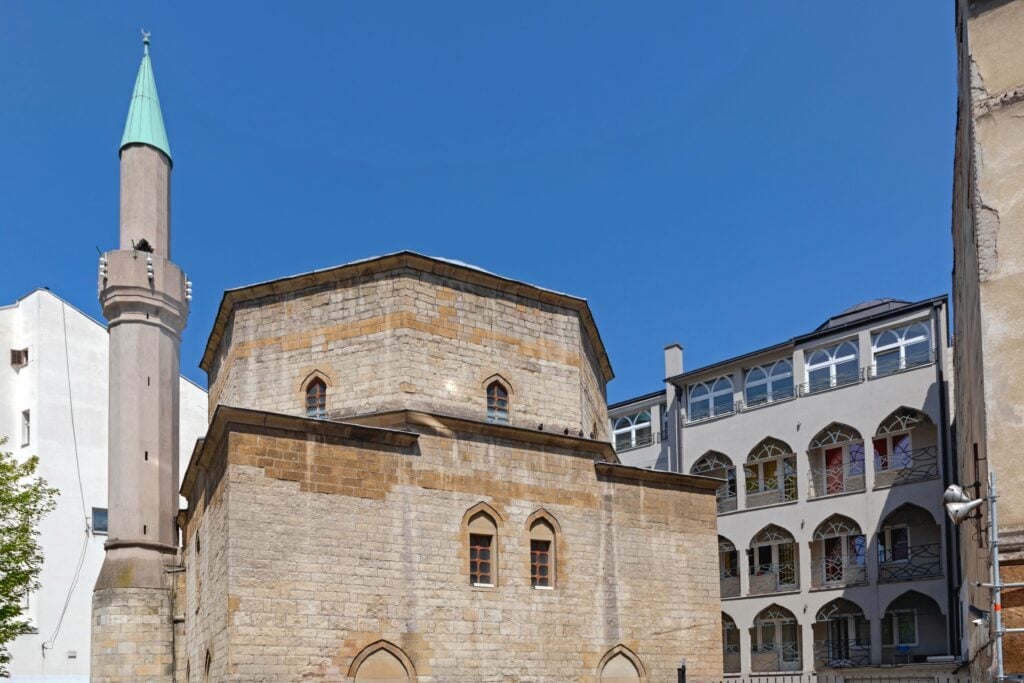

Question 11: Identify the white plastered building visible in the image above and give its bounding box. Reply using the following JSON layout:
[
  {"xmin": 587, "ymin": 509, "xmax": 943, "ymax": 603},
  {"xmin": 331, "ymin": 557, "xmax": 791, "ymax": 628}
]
[{"xmin": 0, "ymin": 289, "xmax": 207, "ymax": 683}]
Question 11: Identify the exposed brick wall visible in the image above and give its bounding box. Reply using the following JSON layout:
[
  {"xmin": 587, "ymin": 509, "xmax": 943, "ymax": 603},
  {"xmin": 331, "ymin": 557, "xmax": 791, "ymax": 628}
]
[
  {"xmin": 182, "ymin": 422, "xmax": 722, "ymax": 682},
  {"xmin": 207, "ymin": 268, "xmax": 609, "ymax": 441}
]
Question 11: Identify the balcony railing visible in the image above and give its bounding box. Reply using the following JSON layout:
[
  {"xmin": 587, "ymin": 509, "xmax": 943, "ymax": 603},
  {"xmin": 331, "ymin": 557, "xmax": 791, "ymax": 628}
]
[
  {"xmin": 869, "ymin": 348, "xmax": 937, "ymax": 379},
  {"xmin": 798, "ymin": 368, "xmax": 865, "ymax": 397},
  {"xmin": 685, "ymin": 405, "xmax": 736, "ymax": 425},
  {"xmin": 749, "ymin": 561, "xmax": 799, "ymax": 595},
  {"xmin": 878, "ymin": 543, "xmax": 942, "ymax": 582},
  {"xmin": 745, "ymin": 477, "xmax": 798, "ymax": 509},
  {"xmin": 810, "ymin": 556, "xmax": 868, "ymax": 589},
  {"xmin": 613, "ymin": 430, "xmax": 670, "ymax": 453},
  {"xmin": 720, "ymin": 569, "xmax": 740, "ymax": 598},
  {"xmin": 807, "ymin": 463, "xmax": 866, "ymax": 498},
  {"xmin": 814, "ymin": 639, "xmax": 871, "ymax": 668},
  {"xmin": 873, "ymin": 446, "xmax": 939, "ymax": 488},
  {"xmin": 751, "ymin": 643, "xmax": 801, "ymax": 673},
  {"xmin": 737, "ymin": 385, "xmax": 796, "ymax": 411}
]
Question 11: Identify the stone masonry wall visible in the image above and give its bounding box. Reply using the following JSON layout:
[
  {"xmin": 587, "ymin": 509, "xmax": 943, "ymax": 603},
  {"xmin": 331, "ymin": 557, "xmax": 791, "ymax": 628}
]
[
  {"xmin": 206, "ymin": 268, "xmax": 609, "ymax": 440},
  {"xmin": 180, "ymin": 437, "xmax": 231, "ymax": 681},
  {"xmin": 182, "ymin": 423, "xmax": 721, "ymax": 681},
  {"xmin": 92, "ymin": 587, "xmax": 174, "ymax": 682}
]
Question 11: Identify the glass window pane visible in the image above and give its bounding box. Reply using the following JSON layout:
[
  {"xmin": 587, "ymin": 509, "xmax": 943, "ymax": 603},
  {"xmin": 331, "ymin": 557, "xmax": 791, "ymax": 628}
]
[
  {"xmin": 875, "ymin": 330, "xmax": 899, "ymax": 348},
  {"xmin": 809, "ymin": 350, "xmax": 830, "ymax": 366},
  {"xmin": 713, "ymin": 393, "xmax": 734, "ymax": 416},
  {"xmin": 747, "ymin": 367, "xmax": 767, "ymax": 383},
  {"xmin": 836, "ymin": 359, "xmax": 859, "ymax": 384},
  {"xmin": 771, "ymin": 375, "xmax": 793, "ymax": 400},
  {"xmin": 898, "ymin": 613, "xmax": 916, "ymax": 645},
  {"xmin": 690, "ymin": 384, "xmax": 709, "ymax": 398},
  {"xmin": 906, "ymin": 340, "xmax": 931, "ymax": 367},
  {"xmin": 875, "ymin": 349, "xmax": 901, "ymax": 375},
  {"xmin": 882, "ymin": 616, "xmax": 894, "ymax": 646},
  {"xmin": 809, "ymin": 367, "xmax": 831, "ymax": 391},
  {"xmin": 746, "ymin": 383, "xmax": 768, "ymax": 406},
  {"xmin": 689, "ymin": 399, "xmax": 710, "ymax": 421}
]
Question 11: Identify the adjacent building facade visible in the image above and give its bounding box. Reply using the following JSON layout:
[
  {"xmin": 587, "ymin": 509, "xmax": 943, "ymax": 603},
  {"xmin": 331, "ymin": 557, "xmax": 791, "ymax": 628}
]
[
  {"xmin": 950, "ymin": 0, "xmax": 1024, "ymax": 678},
  {"xmin": 610, "ymin": 297, "xmax": 958, "ymax": 677},
  {"xmin": 0, "ymin": 289, "xmax": 207, "ymax": 682}
]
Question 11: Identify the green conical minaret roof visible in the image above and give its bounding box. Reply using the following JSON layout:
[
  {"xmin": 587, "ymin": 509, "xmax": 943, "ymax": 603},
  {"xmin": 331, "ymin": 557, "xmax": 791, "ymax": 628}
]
[{"xmin": 120, "ymin": 33, "xmax": 171, "ymax": 163}]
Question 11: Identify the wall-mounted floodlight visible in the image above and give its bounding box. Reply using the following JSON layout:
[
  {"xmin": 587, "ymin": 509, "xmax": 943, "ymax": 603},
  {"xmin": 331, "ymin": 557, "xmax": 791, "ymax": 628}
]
[
  {"xmin": 944, "ymin": 484, "xmax": 984, "ymax": 524},
  {"xmin": 969, "ymin": 604, "xmax": 990, "ymax": 627}
]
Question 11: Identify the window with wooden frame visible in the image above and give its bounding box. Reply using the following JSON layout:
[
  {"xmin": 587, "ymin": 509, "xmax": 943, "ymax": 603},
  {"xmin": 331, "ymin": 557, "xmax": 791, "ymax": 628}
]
[
  {"xmin": 529, "ymin": 519, "xmax": 555, "ymax": 588},
  {"xmin": 467, "ymin": 512, "xmax": 497, "ymax": 586},
  {"xmin": 486, "ymin": 381, "xmax": 509, "ymax": 424},
  {"xmin": 305, "ymin": 378, "xmax": 327, "ymax": 419}
]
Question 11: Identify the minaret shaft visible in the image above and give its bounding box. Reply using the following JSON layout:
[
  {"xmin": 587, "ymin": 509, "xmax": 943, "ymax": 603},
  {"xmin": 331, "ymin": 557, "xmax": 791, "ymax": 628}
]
[
  {"xmin": 92, "ymin": 36, "xmax": 186, "ymax": 683},
  {"xmin": 119, "ymin": 145, "xmax": 171, "ymax": 255}
]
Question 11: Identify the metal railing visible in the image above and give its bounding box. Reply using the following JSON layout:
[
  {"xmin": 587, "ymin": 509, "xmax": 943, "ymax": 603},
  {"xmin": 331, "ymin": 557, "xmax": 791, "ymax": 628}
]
[
  {"xmin": 813, "ymin": 639, "xmax": 872, "ymax": 668},
  {"xmin": 737, "ymin": 385, "xmax": 796, "ymax": 411},
  {"xmin": 749, "ymin": 561, "xmax": 799, "ymax": 594},
  {"xmin": 869, "ymin": 348, "xmax": 937, "ymax": 379},
  {"xmin": 810, "ymin": 556, "xmax": 868, "ymax": 588},
  {"xmin": 807, "ymin": 462, "xmax": 866, "ymax": 498},
  {"xmin": 614, "ymin": 430, "xmax": 673, "ymax": 453},
  {"xmin": 878, "ymin": 543, "xmax": 942, "ymax": 582},
  {"xmin": 798, "ymin": 367, "xmax": 865, "ymax": 397},
  {"xmin": 750, "ymin": 642, "xmax": 802, "ymax": 673},
  {"xmin": 744, "ymin": 476, "xmax": 798, "ymax": 509},
  {"xmin": 686, "ymin": 404, "xmax": 736, "ymax": 424},
  {"xmin": 873, "ymin": 446, "xmax": 939, "ymax": 488}
]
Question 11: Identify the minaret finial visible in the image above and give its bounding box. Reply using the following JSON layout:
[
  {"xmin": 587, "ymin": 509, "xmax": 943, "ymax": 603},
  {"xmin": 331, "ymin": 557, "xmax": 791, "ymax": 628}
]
[{"xmin": 141, "ymin": 28, "xmax": 151, "ymax": 54}]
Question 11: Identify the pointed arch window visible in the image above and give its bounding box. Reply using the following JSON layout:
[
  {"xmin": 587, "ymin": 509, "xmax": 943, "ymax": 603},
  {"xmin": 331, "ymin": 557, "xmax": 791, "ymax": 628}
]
[
  {"xmin": 744, "ymin": 438, "xmax": 797, "ymax": 506},
  {"xmin": 692, "ymin": 452, "xmax": 738, "ymax": 513},
  {"xmin": 872, "ymin": 321, "xmax": 932, "ymax": 376},
  {"xmin": 805, "ymin": 340, "xmax": 859, "ymax": 393},
  {"xmin": 688, "ymin": 376, "xmax": 734, "ymax": 422},
  {"xmin": 812, "ymin": 515, "xmax": 866, "ymax": 587},
  {"xmin": 751, "ymin": 605, "xmax": 801, "ymax": 671},
  {"xmin": 529, "ymin": 518, "xmax": 556, "ymax": 589},
  {"xmin": 748, "ymin": 525, "xmax": 799, "ymax": 594},
  {"xmin": 305, "ymin": 378, "xmax": 327, "ymax": 419},
  {"xmin": 465, "ymin": 508, "xmax": 499, "ymax": 587},
  {"xmin": 486, "ymin": 381, "xmax": 509, "ymax": 424}
]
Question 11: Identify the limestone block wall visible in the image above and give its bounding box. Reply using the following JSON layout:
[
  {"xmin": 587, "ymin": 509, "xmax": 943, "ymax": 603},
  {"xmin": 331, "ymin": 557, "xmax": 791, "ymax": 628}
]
[
  {"xmin": 205, "ymin": 263, "xmax": 610, "ymax": 440},
  {"xmin": 180, "ymin": 437, "xmax": 231, "ymax": 681},
  {"xmin": 181, "ymin": 417, "xmax": 721, "ymax": 682},
  {"xmin": 91, "ymin": 587, "xmax": 174, "ymax": 682}
]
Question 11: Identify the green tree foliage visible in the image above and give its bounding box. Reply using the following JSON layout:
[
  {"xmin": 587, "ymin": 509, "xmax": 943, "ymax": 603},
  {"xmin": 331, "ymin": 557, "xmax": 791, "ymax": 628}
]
[{"xmin": 0, "ymin": 437, "xmax": 57, "ymax": 677}]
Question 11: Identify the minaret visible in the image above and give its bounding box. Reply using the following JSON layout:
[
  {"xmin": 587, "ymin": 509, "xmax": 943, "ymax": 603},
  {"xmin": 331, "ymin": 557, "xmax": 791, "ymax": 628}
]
[{"xmin": 93, "ymin": 33, "xmax": 188, "ymax": 683}]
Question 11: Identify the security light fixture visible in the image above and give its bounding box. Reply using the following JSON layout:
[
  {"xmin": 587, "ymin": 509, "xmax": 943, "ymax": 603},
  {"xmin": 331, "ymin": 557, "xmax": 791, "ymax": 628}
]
[{"xmin": 944, "ymin": 484, "xmax": 984, "ymax": 524}]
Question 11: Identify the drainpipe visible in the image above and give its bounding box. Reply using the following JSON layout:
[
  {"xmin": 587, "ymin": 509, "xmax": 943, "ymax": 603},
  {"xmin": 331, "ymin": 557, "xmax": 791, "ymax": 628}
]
[{"xmin": 935, "ymin": 302, "xmax": 961, "ymax": 658}]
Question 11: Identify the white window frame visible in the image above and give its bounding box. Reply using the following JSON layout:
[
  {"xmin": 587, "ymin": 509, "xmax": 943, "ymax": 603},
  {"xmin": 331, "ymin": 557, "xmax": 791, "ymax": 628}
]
[
  {"xmin": 612, "ymin": 411, "xmax": 652, "ymax": 451},
  {"xmin": 805, "ymin": 341, "xmax": 859, "ymax": 390},
  {"xmin": 688, "ymin": 377, "xmax": 734, "ymax": 422},
  {"xmin": 872, "ymin": 321, "xmax": 931, "ymax": 375},
  {"xmin": 21, "ymin": 410, "xmax": 30, "ymax": 447},
  {"xmin": 744, "ymin": 360, "xmax": 794, "ymax": 407}
]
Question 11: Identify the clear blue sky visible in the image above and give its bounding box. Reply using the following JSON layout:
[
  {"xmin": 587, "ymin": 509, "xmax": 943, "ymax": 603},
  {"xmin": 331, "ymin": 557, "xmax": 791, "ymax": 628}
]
[{"xmin": 0, "ymin": 3, "xmax": 956, "ymax": 402}]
